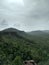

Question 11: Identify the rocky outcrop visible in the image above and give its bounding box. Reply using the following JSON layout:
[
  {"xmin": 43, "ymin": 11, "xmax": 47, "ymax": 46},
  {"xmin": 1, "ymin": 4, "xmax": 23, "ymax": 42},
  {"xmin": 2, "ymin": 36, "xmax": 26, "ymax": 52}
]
[{"xmin": 23, "ymin": 60, "xmax": 37, "ymax": 65}]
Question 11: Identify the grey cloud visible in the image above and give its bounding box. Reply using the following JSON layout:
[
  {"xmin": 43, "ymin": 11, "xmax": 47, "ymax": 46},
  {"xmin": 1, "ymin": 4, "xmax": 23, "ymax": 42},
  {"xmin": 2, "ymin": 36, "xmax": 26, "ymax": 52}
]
[
  {"xmin": 0, "ymin": 20, "xmax": 8, "ymax": 28},
  {"xmin": 0, "ymin": 0, "xmax": 49, "ymax": 31}
]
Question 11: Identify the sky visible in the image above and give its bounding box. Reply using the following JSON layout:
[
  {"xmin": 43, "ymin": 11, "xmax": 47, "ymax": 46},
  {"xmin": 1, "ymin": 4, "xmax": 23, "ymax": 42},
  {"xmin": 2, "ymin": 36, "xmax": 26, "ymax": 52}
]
[{"xmin": 0, "ymin": 0, "xmax": 49, "ymax": 32}]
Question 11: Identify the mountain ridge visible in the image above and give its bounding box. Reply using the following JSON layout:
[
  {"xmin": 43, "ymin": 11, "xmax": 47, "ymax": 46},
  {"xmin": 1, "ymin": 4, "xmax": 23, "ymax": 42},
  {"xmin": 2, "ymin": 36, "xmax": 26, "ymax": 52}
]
[{"xmin": 28, "ymin": 30, "xmax": 49, "ymax": 36}]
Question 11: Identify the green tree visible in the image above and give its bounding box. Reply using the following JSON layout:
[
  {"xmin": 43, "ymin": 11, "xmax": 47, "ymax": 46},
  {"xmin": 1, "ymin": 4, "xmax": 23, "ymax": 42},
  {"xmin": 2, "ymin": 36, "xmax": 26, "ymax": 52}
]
[{"xmin": 11, "ymin": 56, "xmax": 23, "ymax": 65}]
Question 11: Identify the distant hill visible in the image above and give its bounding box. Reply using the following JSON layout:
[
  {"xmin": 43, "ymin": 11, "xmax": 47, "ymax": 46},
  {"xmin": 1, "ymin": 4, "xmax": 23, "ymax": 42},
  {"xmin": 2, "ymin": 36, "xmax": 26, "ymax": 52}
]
[
  {"xmin": 27, "ymin": 30, "xmax": 49, "ymax": 48},
  {"xmin": 42, "ymin": 30, "xmax": 49, "ymax": 34},
  {"xmin": 1, "ymin": 28, "xmax": 25, "ymax": 35},
  {"xmin": 0, "ymin": 28, "xmax": 29, "ymax": 39},
  {"xmin": 2, "ymin": 28, "xmax": 25, "ymax": 33},
  {"xmin": 28, "ymin": 30, "xmax": 49, "ymax": 37},
  {"xmin": 2, "ymin": 28, "xmax": 20, "ymax": 32}
]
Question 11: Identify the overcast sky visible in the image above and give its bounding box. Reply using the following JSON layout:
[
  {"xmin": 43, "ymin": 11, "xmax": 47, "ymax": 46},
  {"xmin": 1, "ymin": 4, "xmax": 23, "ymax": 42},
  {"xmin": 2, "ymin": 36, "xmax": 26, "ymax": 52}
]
[{"xmin": 0, "ymin": 0, "xmax": 49, "ymax": 32}]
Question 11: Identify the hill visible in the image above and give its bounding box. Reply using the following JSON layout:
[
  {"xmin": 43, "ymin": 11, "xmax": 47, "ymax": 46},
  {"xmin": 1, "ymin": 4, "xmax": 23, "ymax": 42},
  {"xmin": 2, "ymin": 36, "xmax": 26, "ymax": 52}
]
[
  {"xmin": 43, "ymin": 30, "xmax": 49, "ymax": 34},
  {"xmin": 27, "ymin": 30, "xmax": 49, "ymax": 45},
  {"xmin": 1, "ymin": 28, "xmax": 26, "ymax": 37},
  {"xmin": 28, "ymin": 30, "xmax": 49, "ymax": 37},
  {"xmin": 0, "ymin": 28, "xmax": 49, "ymax": 65}
]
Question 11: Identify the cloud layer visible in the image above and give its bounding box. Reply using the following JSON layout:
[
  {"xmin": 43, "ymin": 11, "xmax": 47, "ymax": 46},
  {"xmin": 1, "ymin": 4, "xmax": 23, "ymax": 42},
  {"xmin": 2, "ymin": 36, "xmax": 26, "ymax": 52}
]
[{"xmin": 0, "ymin": 0, "xmax": 49, "ymax": 31}]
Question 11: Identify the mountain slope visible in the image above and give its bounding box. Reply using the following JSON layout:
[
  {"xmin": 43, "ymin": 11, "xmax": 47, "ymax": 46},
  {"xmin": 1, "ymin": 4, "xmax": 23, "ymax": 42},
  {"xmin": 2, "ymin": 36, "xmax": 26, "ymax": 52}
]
[
  {"xmin": 1, "ymin": 28, "xmax": 29, "ymax": 39},
  {"xmin": 0, "ymin": 28, "xmax": 49, "ymax": 65},
  {"xmin": 27, "ymin": 30, "xmax": 49, "ymax": 45}
]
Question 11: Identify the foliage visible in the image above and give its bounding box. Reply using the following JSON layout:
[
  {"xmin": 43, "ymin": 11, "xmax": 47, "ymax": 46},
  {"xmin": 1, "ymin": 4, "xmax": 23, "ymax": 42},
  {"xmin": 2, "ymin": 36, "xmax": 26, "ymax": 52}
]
[{"xmin": 0, "ymin": 32, "xmax": 49, "ymax": 65}]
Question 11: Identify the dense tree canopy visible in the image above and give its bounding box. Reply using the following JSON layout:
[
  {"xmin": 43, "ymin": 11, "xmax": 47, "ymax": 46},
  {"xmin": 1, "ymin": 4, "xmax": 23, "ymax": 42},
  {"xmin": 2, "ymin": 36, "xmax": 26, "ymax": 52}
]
[{"xmin": 0, "ymin": 31, "xmax": 49, "ymax": 65}]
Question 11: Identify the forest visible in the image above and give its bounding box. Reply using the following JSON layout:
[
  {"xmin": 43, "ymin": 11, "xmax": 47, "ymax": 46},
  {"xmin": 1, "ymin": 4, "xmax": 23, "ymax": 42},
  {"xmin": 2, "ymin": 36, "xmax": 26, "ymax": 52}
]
[{"xmin": 0, "ymin": 28, "xmax": 49, "ymax": 65}]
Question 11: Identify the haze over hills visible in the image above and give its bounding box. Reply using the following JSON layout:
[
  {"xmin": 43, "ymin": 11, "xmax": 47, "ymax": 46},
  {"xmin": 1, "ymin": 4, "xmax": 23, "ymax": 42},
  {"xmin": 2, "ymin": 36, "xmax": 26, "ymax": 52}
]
[
  {"xmin": 0, "ymin": 27, "xmax": 49, "ymax": 46},
  {"xmin": 1, "ymin": 27, "xmax": 49, "ymax": 41},
  {"xmin": 0, "ymin": 27, "xmax": 49, "ymax": 35},
  {"xmin": 27, "ymin": 30, "xmax": 49, "ymax": 45},
  {"xmin": 43, "ymin": 30, "xmax": 49, "ymax": 34},
  {"xmin": 0, "ymin": 28, "xmax": 49, "ymax": 41},
  {"xmin": 1, "ymin": 28, "xmax": 49, "ymax": 37},
  {"xmin": 28, "ymin": 30, "xmax": 49, "ymax": 37}
]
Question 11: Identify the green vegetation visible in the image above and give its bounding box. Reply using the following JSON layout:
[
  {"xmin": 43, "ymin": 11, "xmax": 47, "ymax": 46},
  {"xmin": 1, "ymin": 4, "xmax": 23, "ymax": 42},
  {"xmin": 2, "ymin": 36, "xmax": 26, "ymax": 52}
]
[{"xmin": 0, "ymin": 29, "xmax": 49, "ymax": 65}]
